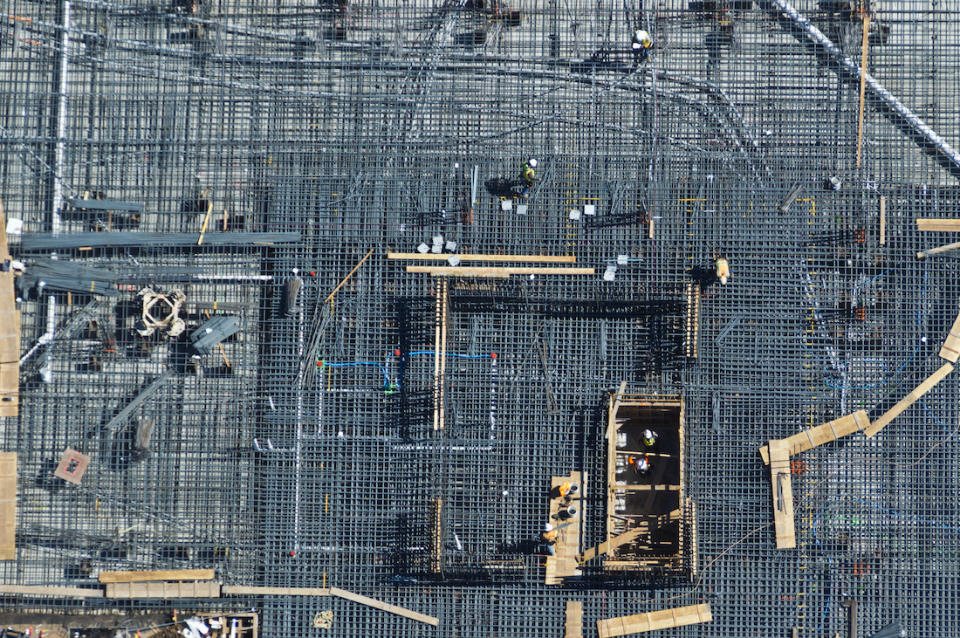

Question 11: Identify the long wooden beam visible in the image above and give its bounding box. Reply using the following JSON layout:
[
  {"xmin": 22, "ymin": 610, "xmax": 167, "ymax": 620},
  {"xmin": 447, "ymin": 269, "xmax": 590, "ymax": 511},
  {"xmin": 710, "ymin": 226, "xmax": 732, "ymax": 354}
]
[
  {"xmin": 863, "ymin": 363, "xmax": 955, "ymax": 438},
  {"xmin": 769, "ymin": 439, "xmax": 796, "ymax": 549},
  {"xmin": 0, "ymin": 584, "xmax": 104, "ymax": 598},
  {"xmin": 222, "ymin": 585, "xmax": 331, "ymax": 596},
  {"xmin": 0, "ymin": 201, "xmax": 19, "ymax": 417},
  {"xmin": 406, "ymin": 266, "xmax": 594, "ymax": 278},
  {"xmin": 389, "ymin": 252, "xmax": 576, "ymax": 263},
  {"xmin": 596, "ymin": 603, "xmax": 712, "ymax": 637},
  {"xmin": 98, "ymin": 568, "xmax": 215, "ymax": 583},
  {"xmin": 917, "ymin": 219, "xmax": 960, "ymax": 232},
  {"xmin": 759, "ymin": 410, "xmax": 870, "ymax": 465},
  {"xmin": 330, "ymin": 587, "xmax": 439, "ymax": 626}
]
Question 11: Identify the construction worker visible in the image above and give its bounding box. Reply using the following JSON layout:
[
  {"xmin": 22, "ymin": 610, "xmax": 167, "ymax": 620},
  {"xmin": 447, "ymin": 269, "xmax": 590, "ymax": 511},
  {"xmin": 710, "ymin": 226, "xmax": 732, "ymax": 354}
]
[
  {"xmin": 521, "ymin": 158, "xmax": 538, "ymax": 184},
  {"xmin": 542, "ymin": 523, "xmax": 559, "ymax": 555},
  {"xmin": 715, "ymin": 257, "xmax": 730, "ymax": 284},
  {"xmin": 628, "ymin": 454, "xmax": 651, "ymax": 475},
  {"xmin": 631, "ymin": 29, "xmax": 652, "ymax": 65},
  {"xmin": 641, "ymin": 428, "xmax": 658, "ymax": 449}
]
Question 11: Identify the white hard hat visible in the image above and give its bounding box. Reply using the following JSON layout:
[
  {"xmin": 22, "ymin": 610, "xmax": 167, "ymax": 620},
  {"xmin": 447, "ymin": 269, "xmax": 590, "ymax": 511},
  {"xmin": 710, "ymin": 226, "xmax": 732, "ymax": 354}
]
[
  {"xmin": 635, "ymin": 30, "xmax": 649, "ymax": 41},
  {"xmin": 528, "ymin": 158, "xmax": 538, "ymax": 168}
]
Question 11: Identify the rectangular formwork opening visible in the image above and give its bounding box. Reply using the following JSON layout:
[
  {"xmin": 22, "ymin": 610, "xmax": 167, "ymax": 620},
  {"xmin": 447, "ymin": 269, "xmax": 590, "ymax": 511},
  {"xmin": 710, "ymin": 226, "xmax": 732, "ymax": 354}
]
[{"xmin": 605, "ymin": 395, "xmax": 690, "ymax": 576}]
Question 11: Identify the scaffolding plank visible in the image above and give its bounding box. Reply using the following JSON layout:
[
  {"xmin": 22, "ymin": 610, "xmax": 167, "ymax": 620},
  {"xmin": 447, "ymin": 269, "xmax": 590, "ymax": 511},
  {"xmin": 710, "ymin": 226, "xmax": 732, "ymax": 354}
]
[
  {"xmin": 389, "ymin": 253, "xmax": 576, "ymax": 263},
  {"xmin": 545, "ymin": 471, "xmax": 583, "ymax": 585},
  {"xmin": 864, "ymin": 363, "xmax": 955, "ymax": 438},
  {"xmin": 222, "ymin": 586, "xmax": 331, "ymax": 596},
  {"xmin": 105, "ymin": 581, "xmax": 221, "ymax": 598},
  {"xmin": 916, "ymin": 219, "xmax": 960, "ymax": 232},
  {"xmin": 329, "ymin": 587, "xmax": 439, "ymax": 626},
  {"xmin": 0, "ymin": 585, "xmax": 103, "ymax": 597},
  {"xmin": 758, "ymin": 410, "xmax": 870, "ymax": 464},
  {"xmin": 596, "ymin": 603, "xmax": 712, "ymax": 637},
  {"xmin": 565, "ymin": 601, "xmax": 583, "ymax": 638},
  {"xmin": 940, "ymin": 310, "xmax": 960, "ymax": 363},
  {"xmin": 406, "ymin": 266, "xmax": 594, "ymax": 277},
  {"xmin": 0, "ymin": 452, "xmax": 15, "ymax": 560},
  {"xmin": 99, "ymin": 569, "xmax": 216, "ymax": 583},
  {"xmin": 769, "ymin": 440, "xmax": 796, "ymax": 549}
]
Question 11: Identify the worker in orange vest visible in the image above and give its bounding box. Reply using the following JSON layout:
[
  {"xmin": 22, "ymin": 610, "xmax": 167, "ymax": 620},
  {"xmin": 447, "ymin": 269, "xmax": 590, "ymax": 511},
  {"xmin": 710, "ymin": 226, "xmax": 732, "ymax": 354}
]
[{"xmin": 628, "ymin": 454, "xmax": 651, "ymax": 475}]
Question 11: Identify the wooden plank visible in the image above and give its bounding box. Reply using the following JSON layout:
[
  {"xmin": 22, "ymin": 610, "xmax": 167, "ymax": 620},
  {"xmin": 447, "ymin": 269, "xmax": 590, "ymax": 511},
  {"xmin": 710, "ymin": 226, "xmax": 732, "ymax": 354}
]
[
  {"xmin": 863, "ymin": 363, "xmax": 955, "ymax": 438},
  {"xmin": 105, "ymin": 581, "xmax": 221, "ymax": 599},
  {"xmin": 917, "ymin": 240, "xmax": 960, "ymax": 259},
  {"xmin": 0, "ymin": 452, "xmax": 15, "ymax": 560},
  {"xmin": 197, "ymin": 201, "xmax": 213, "ymax": 245},
  {"xmin": 329, "ymin": 587, "xmax": 439, "ymax": 626},
  {"xmin": 769, "ymin": 440, "xmax": 796, "ymax": 549},
  {"xmin": 596, "ymin": 603, "xmax": 712, "ymax": 637},
  {"xmin": 388, "ymin": 252, "xmax": 576, "ymax": 263},
  {"xmin": 759, "ymin": 410, "xmax": 870, "ymax": 465},
  {"xmin": 0, "ymin": 200, "xmax": 19, "ymax": 418},
  {"xmin": 940, "ymin": 310, "xmax": 960, "ymax": 363},
  {"xmin": 98, "ymin": 568, "xmax": 216, "ymax": 583},
  {"xmin": 406, "ymin": 266, "xmax": 595, "ymax": 277},
  {"xmin": 855, "ymin": 13, "xmax": 870, "ymax": 169},
  {"xmin": 916, "ymin": 219, "xmax": 960, "ymax": 232},
  {"xmin": 578, "ymin": 527, "xmax": 645, "ymax": 563},
  {"xmin": 222, "ymin": 585, "xmax": 331, "ymax": 596},
  {"xmin": 565, "ymin": 601, "xmax": 584, "ymax": 638},
  {"xmin": 0, "ymin": 584, "xmax": 103, "ymax": 597}
]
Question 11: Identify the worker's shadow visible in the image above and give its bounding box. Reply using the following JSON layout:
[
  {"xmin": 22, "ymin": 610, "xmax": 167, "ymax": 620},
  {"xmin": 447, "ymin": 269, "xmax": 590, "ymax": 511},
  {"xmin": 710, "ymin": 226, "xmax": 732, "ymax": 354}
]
[{"xmin": 689, "ymin": 266, "xmax": 719, "ymax": 289}]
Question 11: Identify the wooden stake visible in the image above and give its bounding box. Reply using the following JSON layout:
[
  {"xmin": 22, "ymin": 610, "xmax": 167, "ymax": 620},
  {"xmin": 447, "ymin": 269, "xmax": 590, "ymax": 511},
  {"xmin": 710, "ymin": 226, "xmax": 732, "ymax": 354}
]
[
  {"xmin": 197, "ymin": 201, "xmax": 213, "ymax": 246},
  {"xmin": 856, "ymin": 13, "xmax": 871, "ymax": 168}
]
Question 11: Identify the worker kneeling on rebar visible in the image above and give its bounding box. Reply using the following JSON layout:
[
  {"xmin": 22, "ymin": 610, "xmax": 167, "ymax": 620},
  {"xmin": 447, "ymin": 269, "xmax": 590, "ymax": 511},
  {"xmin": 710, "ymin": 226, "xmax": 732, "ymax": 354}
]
[{"xmin": 632, "ymin": 29, "xmax": 653, "ymax": 65}]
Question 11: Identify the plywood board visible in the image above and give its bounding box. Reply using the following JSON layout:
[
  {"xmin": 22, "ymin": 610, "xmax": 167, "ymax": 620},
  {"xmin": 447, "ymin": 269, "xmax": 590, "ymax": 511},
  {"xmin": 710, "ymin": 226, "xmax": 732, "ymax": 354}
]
[
  {"xmin": 596, "ymin": 603, "xmax": 712, "ymax": 637},
  {"xmin": 941, "ymin": 310, "xmax": 960, "ymax": 363},
  {"xmin": 329, "ymin": 587, "xmax": 439, "ymax": 626},
  {"xmin": 759, "ymin": 410, "xmax": 870, "ymax": 465},
  {"xmin": 863, "ymin": 363, "xmax": 955, "ymax": 438},
  {"xmin": 99, "ymin": 568, "xmax": 216, "ymax": 583},
  {"xmin": 0, "ymin": 452, "xmax": 16, "ymax": 560},
  {"xmin": 105, "ymin": 581, "xmax": 221, "ymax": 598},
  {"xmin": 565, "ymin": 601, "xmax": 584, "ymax": 638},
  {"xmin": 222, "ymin": 585, "xmax": 331, "ymax": 596},
  {"xmin": 769, "ymin": 440, "xmax": 796, "ymax": 549}
]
